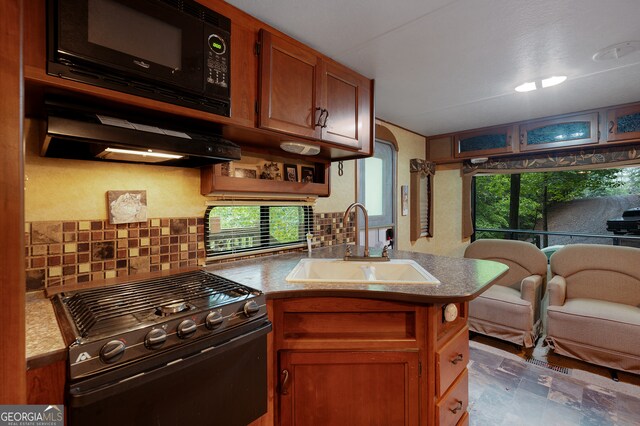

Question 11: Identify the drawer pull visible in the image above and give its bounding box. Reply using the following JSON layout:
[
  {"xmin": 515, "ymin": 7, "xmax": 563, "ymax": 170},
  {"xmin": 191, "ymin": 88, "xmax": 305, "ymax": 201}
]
[
  {"xmin": 451, "ymin": 353, "xmax": 464, "ymax": 365},
  {"xmin": 449, "ymin": 400, "xmax": 463, "ymax": 414},
  {"xmin": 280, "ymin": 369, "xmax": 290, "ymax": 395}
]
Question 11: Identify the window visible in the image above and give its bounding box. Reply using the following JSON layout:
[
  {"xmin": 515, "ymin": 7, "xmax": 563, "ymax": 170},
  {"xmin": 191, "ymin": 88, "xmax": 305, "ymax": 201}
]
[
  {"xmin": 205, "ymin": 204, "xmax": 314, "ymax": 257},
  {"xmin": 359, "ymin": 140, "xmax": 396, "ymax": 228},
  {"xmin": 473, "ymin": 167, "xmax": 640, "ymax": 248}
]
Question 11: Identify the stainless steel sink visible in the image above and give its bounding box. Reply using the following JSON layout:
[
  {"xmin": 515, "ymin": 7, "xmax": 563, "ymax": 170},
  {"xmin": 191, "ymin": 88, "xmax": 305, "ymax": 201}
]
[{"xmin": 285, "ymin": 258, "xmax": 440, "ymax": 284}]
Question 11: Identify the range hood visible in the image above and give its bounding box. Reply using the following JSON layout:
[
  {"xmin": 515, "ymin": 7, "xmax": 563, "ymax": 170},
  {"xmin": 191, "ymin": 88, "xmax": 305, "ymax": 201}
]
[{"xmin": 42, "ymin": 99, "xmax": 241, "ymax": 168}]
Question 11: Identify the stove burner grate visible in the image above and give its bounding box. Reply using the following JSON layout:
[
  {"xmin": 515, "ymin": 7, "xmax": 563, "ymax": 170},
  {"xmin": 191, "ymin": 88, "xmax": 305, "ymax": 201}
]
[{"xmin": 63, "ymin": 270, "xmax": 255, "ymax": 338}]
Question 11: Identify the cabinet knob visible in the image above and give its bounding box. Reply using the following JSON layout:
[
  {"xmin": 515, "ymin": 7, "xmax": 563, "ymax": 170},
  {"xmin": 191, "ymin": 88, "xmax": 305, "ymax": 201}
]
[
  {"xmin": 451, "ymin": 353, "xmax": 464, "ymax": 365},
  {"xmin": 449, "ymin": 400, "xmax": 463, "ymax": 414},
  {"xmin": 608, "ymin": 120, "xmax": 615, "ymax": 134}
]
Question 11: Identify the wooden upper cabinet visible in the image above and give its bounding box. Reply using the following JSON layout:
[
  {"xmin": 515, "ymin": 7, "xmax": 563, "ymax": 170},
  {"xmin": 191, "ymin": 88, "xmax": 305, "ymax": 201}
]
[
  {"xmin": 453, "ymin": 125, "xmax": 515, "ymax": 159},
  {"xmin": 427, "ymin": 135, "xmax": 454, "ymax": 163},
  {"xmin": 519, "ymin": 112, "xmax": 599, "ymax": 152},
  {"xmin": 319, "ymin": 60, "xmax": 369, "ymax": 149},
  {"xmin": 259, "ymin": 29, "xmax": 371, "ymax": 150},
  {"xmin": 259, "ymin": 30, "xmax": 322, "ymax": 139},
  {"xmin": 606, "ymin": 103, "xmax": 640, "ymax": 142}
]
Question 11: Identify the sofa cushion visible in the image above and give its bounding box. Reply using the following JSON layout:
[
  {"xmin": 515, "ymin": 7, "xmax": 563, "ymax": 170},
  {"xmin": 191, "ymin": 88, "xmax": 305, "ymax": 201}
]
[
  {"xmin": 547, "ymin": 299, "xmax": 640, "ymax": 356},
  {"xmin": 550, "ymin": 244, "xmax": 640, "ymax": 306},
  {"xmin": 470, "ymin": 285, "xmax": 533, "ymax": 331}
]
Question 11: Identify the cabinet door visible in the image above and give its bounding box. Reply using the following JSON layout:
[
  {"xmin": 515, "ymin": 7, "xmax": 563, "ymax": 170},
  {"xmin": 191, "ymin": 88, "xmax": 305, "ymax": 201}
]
[
  {"xmin": 259, "ymin": 30, "xmax": 322, "ymax": 139},
  {"xmin": 279, "ymin": 351, "xmax": 420, "ymax": 426},
  {"xmin": 607, "ymin": 103, "xmax": 640, "ymax": 142},
  {"xmin": 319, "ymin": 60, "xmax": 370, "ymax": 149},
  {"xmin": 519, "ymin": 112, "xmax": 598, "ymax": 151},
  {"xmin": 453, "ymin": 125, "xmax": 515, "ymax": 158}
]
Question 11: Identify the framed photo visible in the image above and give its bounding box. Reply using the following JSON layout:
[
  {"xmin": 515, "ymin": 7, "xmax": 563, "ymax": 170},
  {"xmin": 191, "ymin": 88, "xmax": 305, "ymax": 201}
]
[
  {"xmin": 401, "ymin": 185, "xmax": 409, "ymax": 216},
  {"xmin": 284, "ymin": 164, "xmax": 298, "ymax": 182},
  {"xmin": 107, "ymin": 190, "xmax": 148, "ymax": 224},
  {"xmin": 234, "ymin": 167, "xmax": 257, "ymax": 179},
  {"xmin": 301, "ymin": 166, "xmax": 315, "ymax": 183}
]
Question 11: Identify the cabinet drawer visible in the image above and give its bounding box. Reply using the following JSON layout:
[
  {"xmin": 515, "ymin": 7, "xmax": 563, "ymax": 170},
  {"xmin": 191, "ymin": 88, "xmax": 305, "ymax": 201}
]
[
  {"xmin": 274, "ymin": 298, "xmax": 422, "ymax": 350},
  {"xmin": 437, "ymin": 369, "xmax": 468, "ymax": 426},
  {"xmin": 436, "ymin": 326, "xmax": 469, "ymax": 397}
]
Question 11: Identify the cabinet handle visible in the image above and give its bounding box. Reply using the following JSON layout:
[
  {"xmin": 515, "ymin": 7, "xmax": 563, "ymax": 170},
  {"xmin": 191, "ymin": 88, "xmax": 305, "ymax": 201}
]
[
  {"xmin": 608, "ymin": 120, "xmax": 615, "ymax": 134},
  {"xmin": 451, "ymin": 353, "xmax": 464, "ymax": 365},
  {"xmin": 280, "ymin": 369, "xmax": 290, "ymax": 395},
  {"xmin": 314, "ymin": 107, "xmax": 325, "ymax": 128},
  {"xmin": 520, "ymin": 133, "xmax": 524, "ymax": 144},
  {"xmin": 449, "ymin": 400, "xmax": 463, "ymax": 414},
  {"xmin": 321, "ymin": 109, "xmax": 330, "ymax": 128}
]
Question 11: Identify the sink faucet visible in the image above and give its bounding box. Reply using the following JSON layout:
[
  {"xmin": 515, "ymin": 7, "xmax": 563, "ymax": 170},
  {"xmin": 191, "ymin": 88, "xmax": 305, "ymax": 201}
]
[{"xmin": 342, "ymin": 202, "xmax": 389, "ymax": 262}]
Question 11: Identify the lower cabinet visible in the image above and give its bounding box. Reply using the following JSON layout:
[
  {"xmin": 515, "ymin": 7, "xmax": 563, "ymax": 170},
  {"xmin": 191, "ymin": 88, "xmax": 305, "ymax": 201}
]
[
  {"xmin": 272, "ymin": 298, "xmax": 470, "ymax": 426},
  {"xmin": 279, "ymin": 350, "xmax": 420, "ymax": 426}
]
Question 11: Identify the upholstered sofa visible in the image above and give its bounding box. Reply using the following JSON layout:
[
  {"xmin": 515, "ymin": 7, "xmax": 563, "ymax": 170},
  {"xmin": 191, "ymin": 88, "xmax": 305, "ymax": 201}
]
[
  {"xmin": 464, "ymin": 239, "xmax": 548, "ymax": 348},
  {"xmin": 546, "ymin": 244, "xmax": 640, "ymax": 374}
]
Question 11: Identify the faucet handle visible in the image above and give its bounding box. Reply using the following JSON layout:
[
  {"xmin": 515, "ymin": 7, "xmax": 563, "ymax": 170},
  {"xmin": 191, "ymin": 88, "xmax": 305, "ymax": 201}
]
[
  {"xmin": 382, "ymin": 245, "xmax": 389, "ymax": 258},
  {"xmin": 345, "ymin": 246, "xmax": 352, "ymax": 258}
]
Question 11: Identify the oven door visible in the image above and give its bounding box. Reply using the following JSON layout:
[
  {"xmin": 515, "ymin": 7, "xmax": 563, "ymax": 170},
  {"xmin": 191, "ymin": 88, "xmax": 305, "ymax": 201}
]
[
  {"xmin": 67, "ymin": 321, "xmax": 271, "ymax": 426},
  {"xmin": 50, "ymin": 0, "xmax": 203, "ymax": 92}
]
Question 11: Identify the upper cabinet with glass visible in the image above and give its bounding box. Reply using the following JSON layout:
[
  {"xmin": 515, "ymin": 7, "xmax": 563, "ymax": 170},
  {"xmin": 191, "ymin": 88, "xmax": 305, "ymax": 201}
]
[
  {"xmin": 453, "ymin": 125, "xmax": 515, "ymax": 159},
  {"xmin": 519, "ymin": 112, "xmax": 599, "ymax": 152},
  {"xmin": 606, "ymin": 103, "xmax": 640, "ymax": 143}
]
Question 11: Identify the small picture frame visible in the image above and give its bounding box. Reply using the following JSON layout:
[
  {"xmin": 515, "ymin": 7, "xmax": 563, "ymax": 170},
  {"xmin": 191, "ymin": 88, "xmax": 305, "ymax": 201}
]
[
  {"xmin": 284, "ymin": 164, "xmax": 298, "ymax": 182},
  {"xmin": 300, "ymin": 166, "xmax": 315, "ymax": 183},
  {"xmin": 107, "ymin": 190, "xmax": 148, "ymax": 224},
  {"xmin": 234, "ymin": 167, "xmax": 257, "ymax": 179},
  {"xmin": 401, "ymin": 185, "xmax": 409, "ymax": 216}
]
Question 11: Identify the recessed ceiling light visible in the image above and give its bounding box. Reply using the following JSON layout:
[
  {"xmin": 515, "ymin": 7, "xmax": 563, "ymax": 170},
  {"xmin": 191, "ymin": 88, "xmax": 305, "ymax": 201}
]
[
  {"xmin": 541, "ymin": 75, "xmax": 567, "ymax": 88},
  {"xmin": 593, "ymin": 41, "xmax": 640, "ymax": 61},
  {"xmin": 515, "ymin": 75, "xmax": 567, "ymax": 93},
  {"xmin": 515, "ymin": 81, "xmax": 537, "ymax": 92}
]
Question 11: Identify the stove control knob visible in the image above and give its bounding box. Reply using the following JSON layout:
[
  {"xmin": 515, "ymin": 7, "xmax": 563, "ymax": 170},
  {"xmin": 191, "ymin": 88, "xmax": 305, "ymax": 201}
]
[
  {"xmin": 243, "ymin": 301, "xmax": 260, "ymax": 317},
  {"xmin": 205, "ymin": 311, "xmax": 224, "ymax": 330},
  {"xmin": 100, "ymin": 340, "xmax": 126, "ymax": 364},
  {"xmin": 145, "ymin": 328, "xmax": 167, "ymax": 349},
  {"xmin": 177, "ymin": 319, "xmax": 197, "ymax": 339}
]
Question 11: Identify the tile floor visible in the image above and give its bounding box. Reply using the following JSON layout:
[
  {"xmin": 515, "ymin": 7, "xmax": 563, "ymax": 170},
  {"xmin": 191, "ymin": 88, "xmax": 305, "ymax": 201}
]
[{"xmin": 468, "ymin": 345, "xmax": 640, "ymax": 425}]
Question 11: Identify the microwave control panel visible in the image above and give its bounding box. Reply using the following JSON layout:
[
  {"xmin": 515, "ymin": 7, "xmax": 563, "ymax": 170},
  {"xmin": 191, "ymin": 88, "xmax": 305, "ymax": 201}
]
[{"xmin": 205, "ymin": 29, "xmax": 230, "ymax": 97}]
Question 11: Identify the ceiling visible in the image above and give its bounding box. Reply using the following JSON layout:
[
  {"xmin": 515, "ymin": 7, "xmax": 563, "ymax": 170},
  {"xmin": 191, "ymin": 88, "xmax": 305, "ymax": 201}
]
[{"xmin": 225, "ymin": 0, "xmax": 640, "ymax": 136}]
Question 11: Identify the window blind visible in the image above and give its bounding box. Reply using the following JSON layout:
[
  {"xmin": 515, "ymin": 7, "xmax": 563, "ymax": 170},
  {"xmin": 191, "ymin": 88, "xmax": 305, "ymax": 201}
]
[{"xmin": 205, "ymin": 204, "xmax": 314, "ymax": 257}]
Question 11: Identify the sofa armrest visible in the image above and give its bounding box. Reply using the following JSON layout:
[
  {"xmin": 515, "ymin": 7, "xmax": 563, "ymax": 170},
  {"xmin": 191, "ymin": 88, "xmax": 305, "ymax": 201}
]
[
  {"xmin": 547, "ymin": 275, "xmax": 567, "ymax": 306},
  {"xmin": 521, "ymin": 275, "xmax": 543, "ymax": 322},
  {"xmin": 520, "ymin": 275, "xmax": 543, "ymax": 306}
]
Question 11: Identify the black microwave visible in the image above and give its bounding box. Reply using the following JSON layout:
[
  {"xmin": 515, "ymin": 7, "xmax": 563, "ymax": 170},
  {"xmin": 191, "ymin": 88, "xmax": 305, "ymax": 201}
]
[{"xmin": 48, "ymin": 0, "xmax": 231, "ymax": 116}]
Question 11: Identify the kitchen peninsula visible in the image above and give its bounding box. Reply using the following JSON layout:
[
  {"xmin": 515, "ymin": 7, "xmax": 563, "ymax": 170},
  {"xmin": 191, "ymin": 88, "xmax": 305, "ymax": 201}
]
[
  {"xmin": 28, "ymin": 245, "xmax": 506, "ymax": 425},
  {"xmin": 204, "ymin": 245, "xmax": 508, "ymax": 426}
]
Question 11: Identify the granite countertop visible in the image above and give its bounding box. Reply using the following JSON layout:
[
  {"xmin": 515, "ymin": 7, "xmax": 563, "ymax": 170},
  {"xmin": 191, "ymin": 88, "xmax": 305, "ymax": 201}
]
[
  {"xmin": 26, "ymin": 245, "xmax": 507, "ymax": 366},
  {"xmin": 204, "ymin": 245, "xmax": 509, "ymax": 304},
  {"xmin": 26, "ymin": 292, "xmax": 67, "ymax": 369}
]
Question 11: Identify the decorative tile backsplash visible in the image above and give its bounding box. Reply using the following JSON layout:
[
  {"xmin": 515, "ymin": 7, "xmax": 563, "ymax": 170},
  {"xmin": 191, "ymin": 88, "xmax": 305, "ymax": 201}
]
[
  {"xmin": 25, "ymin": 218, "xmax": 205, "ymax": 291},
  {"xmin": 25, "ymin": 212, "xmax": 355, "ymax": 290}
]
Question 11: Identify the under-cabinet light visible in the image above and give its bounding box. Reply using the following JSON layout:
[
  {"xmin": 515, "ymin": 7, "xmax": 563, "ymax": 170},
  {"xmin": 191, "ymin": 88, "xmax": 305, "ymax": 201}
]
[{"xmin": 103, "ymin": 148, "xmax": 183, "ymax": 159}]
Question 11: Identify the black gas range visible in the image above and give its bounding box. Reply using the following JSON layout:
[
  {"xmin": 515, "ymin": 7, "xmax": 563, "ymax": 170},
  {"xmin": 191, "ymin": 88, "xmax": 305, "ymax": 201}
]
[{"xmin": 55, "ymin": 269, "xmax": 271, "ymax": 426}]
